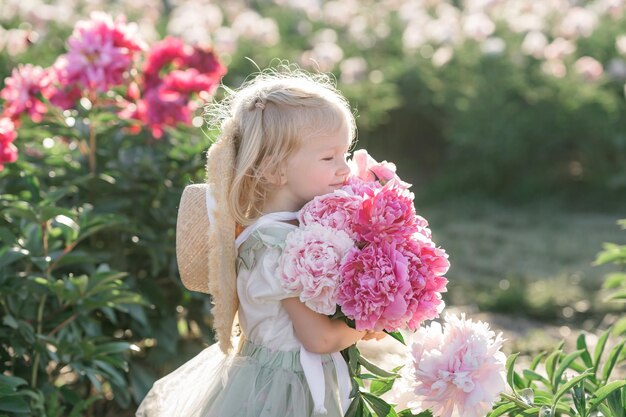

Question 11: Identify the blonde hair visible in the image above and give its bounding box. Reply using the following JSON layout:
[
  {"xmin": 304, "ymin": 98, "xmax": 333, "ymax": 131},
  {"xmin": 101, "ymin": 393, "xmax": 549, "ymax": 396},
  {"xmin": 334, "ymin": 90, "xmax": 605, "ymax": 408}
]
[{"xmin": 205, "ymin": 66, "xmax": 356, "ymax": 226}]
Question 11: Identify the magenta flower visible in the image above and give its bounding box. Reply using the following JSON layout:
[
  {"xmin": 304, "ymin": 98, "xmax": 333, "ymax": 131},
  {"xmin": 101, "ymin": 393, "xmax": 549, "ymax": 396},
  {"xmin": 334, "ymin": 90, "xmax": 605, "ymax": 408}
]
[
  {"xmin": 410, "ymin": 314, "xmax": 506, "ymax": 417},
  {"xmin": 279, "ymin": 223, "xmax": 354, "ymax": 315},
  {"xmin": 299, "ymin": 190, "xmax": 363, "ymax": 240},
  {"xmin": 121, "ymin": 37, "xmax": 226, "ymax": 138},
  {"xmin": 63, "ymin": 12, "xmax": 145, "ymax": 92},
  {"xmin": 353, "ymin": 180, "xmax": 421, "ymax": 243},
  {"xmin": 0, "ymin": 64, "xmax": 50, "ymax": 122},
  {"xmin": 337, "ymin": 242, "xmax": 413, "ymax": 331},
  {"xmin": 0, "ymin": 117, "xmax": 18, "ymax": 170},
  {"xmin": 120, "ymin": 87, "xmax": 191, "ymax": 139}
]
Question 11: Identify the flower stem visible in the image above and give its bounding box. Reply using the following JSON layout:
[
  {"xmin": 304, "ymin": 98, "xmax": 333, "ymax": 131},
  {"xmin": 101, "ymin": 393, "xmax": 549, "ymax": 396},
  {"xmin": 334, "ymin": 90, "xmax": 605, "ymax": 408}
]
[
  {"xmin": 89, "ymin": 120, "xmax": 96, "ymax": 175},
  {"xmin": 31, "ymin": 294, "xmax": 47, "ymax": 388}
]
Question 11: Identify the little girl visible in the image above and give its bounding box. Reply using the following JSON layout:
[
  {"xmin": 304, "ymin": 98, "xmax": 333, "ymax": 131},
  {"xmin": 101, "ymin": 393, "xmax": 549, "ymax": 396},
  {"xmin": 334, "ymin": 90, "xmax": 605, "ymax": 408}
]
[{"xmin": 136, "ymin": 67, "xmax": 386, "ymax": 417}]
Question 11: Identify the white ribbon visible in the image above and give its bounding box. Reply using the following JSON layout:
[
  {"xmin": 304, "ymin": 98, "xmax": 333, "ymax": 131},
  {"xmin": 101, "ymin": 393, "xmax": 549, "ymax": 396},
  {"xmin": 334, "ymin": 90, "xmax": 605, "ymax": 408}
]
[
  {"xmin": 332, "ymin": 351, "xmax": 352, "ymax": 413},
  {"xmin": 232, "ymin": 207, "xmax": 352, "ymax": 414}
]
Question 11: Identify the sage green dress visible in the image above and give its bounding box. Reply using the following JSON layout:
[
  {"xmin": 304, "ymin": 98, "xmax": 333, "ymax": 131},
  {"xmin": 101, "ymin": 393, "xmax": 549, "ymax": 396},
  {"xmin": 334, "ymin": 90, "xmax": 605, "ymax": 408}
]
[{"xmin": 136, "ymin": 217, "xmax": 347, "ymax": 417}]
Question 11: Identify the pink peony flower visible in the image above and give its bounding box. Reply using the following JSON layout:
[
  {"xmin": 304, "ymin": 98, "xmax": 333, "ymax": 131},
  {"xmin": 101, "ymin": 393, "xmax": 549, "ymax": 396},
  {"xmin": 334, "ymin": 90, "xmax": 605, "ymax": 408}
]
[
  {"xmin": 0, "ymin": 64, "xmax": 51, "ymax": 122},
  {"xmin": 63, "ymin": 12, "xmax": 145, "ymax": 92},
  {"xmin": 121, "ymin": 86, "xmax": 191, "ymax": 139},
  {"xmin": 143, "ymin": 37, "xmax": 188, "ymax": 90},
  {"xmin": 143, "ymin": 37, "xmax": 225, "ymax": 91},
  {"xmin": 279, "ymin": 223, "xmax": 354, "ymax": 315},
  {"xmin": 337, "ymin": 242, "xmax": 413, "ymax": 331},
  {"xmin": 353, "ymin": 180, "xmax": 421, "ymax": 243},
  {"xmin": 121, "ymin": 37, "xmax": 226, "ymax": 138},
  {"xmin": 45, "ymin": 58, "xmax": 82, "ymax": 110},
  {"xmin": 341, "ymin": 175, "xmax": 382, "ymax": 198},
  {"xmin": 0, "ymin": 117, "xmax": 18, "ymax": 170},
  {"xmin": 348, "ymin": 149, "xmax": 411, "ymax": 188},
  {"xmin": 298, "ymin": 190, "xmax": 363, "ymax": 239},
  {"xmin": 399, "ymin": 238, "xmax": 449, "ymax": 330},
  {"xmin": 410, "ymin": 314, "xmax": 506, "ymax": 417},
  {"xmin": 574, "ymin": 56, "xmax": 604, "ymax": 82}
]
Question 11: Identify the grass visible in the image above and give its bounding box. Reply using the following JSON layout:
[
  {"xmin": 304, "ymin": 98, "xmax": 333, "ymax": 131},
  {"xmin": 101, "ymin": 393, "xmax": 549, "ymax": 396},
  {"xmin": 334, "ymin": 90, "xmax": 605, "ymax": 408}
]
[{"xmin": 417, "ymin": 196, "xmax": 625, "ymax": 319}]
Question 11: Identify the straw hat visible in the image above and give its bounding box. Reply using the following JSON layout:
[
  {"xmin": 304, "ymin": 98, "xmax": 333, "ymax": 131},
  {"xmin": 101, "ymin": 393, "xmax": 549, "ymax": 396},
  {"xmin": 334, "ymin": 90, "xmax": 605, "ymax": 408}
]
[{"xmin": 175, "ymin": 132, "xmax": 239, "ymax": 354}]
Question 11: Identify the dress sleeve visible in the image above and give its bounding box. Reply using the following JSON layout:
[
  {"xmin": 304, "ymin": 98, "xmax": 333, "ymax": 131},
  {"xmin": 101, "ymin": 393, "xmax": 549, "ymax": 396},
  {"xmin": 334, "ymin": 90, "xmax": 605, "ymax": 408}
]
[{"xmin": 238, "ymin": 224, "xmax": 301, "ymax": 302}]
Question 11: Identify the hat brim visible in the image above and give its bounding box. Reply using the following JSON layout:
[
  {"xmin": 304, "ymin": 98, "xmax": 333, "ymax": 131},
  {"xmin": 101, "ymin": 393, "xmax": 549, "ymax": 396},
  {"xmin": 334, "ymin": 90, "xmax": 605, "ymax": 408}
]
[{"xmin": 176, "ymin": 184, "xmax": 211, "ymax": 293}]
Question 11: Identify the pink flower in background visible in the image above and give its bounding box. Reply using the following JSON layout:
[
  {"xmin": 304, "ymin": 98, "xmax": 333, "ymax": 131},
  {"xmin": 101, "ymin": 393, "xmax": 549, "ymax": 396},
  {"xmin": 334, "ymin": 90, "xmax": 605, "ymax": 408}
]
[
  {"xmin": 299, "ymin": 190, "xmax": 362, "ymax": 239},
  {"xmin": 337, "ymin": 242, "xmax": 412, "ymax": 331},
  {"xmin": 0, "ymin": 64, "xmax": 50, "ymax": 122},
  {"xmin": 143, "ymin": 37, "xmax": 225, "ymax": 91},
  {"xmin": 354, "ymin": 180, "xmax": 421, "ymax": 243},
  {"xmin": 45, "ymin": 58, "xmax": 82, "ymax": 110},
  {"xmin": 121, "ymin": 37, "xmax": 226, "ymax": 138},
  {"xmin": 0, "ymin": 117, "xmax": 18, "ymax": 170},
  {"xmin": 410, "ymin": 314, "xmax": 506, "ymax": 417},
  {"xmin": 279, "ymin": 223, "xmax": 353, "ymax": 315},
  {"xmin": 63, "ymin": 12, "xmax": 145, "ymax": 92},
  {"xmin": 574, "ymin": 56, "xmax": 604, "ymax": 81},
  {"xmin": 143, "ymin": 37, "xmax": 188, "ymax": 89},
  {"xmin": 121, "ymin": 87, "xmax": 191, "ymax": 139}
]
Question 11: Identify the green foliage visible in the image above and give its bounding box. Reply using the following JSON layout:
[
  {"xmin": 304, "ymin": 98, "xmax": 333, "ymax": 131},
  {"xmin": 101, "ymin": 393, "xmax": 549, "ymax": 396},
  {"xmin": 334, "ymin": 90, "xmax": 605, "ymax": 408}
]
[
  {"xmin": 0, "ymin": 70, "xmax": 213, "ymax": 416},
  {"xmin": 487, "ymin": 324, "xmax": 626, "ymax": 417}
]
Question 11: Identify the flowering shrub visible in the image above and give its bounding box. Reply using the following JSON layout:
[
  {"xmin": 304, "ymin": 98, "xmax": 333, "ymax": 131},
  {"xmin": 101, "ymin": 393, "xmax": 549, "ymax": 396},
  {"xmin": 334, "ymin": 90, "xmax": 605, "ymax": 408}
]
[
  {"xmin": 0, "ymin": 11, "xmax": 225, "ymax": 416},
  {"xmin": 4, "ymin": 0, "xmax": 626, "ymax": 198}
]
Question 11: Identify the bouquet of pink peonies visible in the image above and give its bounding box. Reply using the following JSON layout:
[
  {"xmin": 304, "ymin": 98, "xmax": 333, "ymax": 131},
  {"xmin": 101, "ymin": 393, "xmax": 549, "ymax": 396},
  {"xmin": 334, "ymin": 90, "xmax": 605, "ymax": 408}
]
[{"xmin": 279, "ymin": 149, "xmax": 449, "ymax": 333}]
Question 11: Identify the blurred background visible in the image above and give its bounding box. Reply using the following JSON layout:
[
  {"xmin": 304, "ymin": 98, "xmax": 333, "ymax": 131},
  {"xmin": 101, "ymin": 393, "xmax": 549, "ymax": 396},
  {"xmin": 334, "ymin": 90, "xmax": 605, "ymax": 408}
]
[{"xmin": 1, "ymin": 0, "xmax": 625, "ymax": 415}]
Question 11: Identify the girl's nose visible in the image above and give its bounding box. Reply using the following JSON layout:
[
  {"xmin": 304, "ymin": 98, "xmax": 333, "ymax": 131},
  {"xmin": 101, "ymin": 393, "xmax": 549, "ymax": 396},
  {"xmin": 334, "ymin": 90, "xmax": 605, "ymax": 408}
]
[{"xmin": 337, "ymin": 158, "xmax": 350, "ymax": 176}]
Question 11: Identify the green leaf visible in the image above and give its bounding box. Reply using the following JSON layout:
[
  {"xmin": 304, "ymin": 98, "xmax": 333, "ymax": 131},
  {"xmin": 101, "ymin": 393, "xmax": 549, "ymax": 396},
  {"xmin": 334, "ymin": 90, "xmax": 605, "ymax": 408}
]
[
  {"xmin": 605, "ymin": 388, "xmax": 626, "ymax": 417},
  {"xmin": 612, "ymin": 317, "xmax": 626, "ymax": 337},
  {"xmin": 359, "ymin": 353, "xmax": 397, "ymax": 378},
  {"xmin": 385, "ymin": 331, "xmax": 405, "ymax": 345},
  {"xmin": 572, "ymin": 381, "xmax": 586, "ymax": 417},
  {"xmin": 589, "ymin": 380, "xmax": 626, "ymax": 411},
  {"xmin": 602, "ymin": 272, "xmax": 626, "ymax": 289},
  {"xmin": 522, "ymin": 370, "xmax": 550, "ymax": 387},
  {"xmin": 545, "ymin": 349, "xmax": 561, "ymax": 388},
  {"xmin": 488, "ymin": 403, "xmax": 520, "ymax": 417},
  {"xmin": 577, "ymin": 334, "xmax": 593, "ymax": 368},
  {"xmin": 370, "ymin": 378, "xmax": 396, "ymax": 396},
  {"xmin": 345, "ymin": 395, "xmax": 363, "ymax": 417},
  {"xmin": 530, "ymin": 351, "xmax": 547, "ymax": 371},
  {"xmin": 553, "ymin": 349, "xmax": 585, "ymax": 388},
  {"xmin": 0, "ymin": 395, "xmax": 30, "ymax": 413},
  {"xmin": 362, "ymin": 392, "xmax": 398, "ymax": 417},
  {"xmin": 594, "ymin": 243, "xmax": 626, "ymax": 266},
  {"xmin": 0, "ymin": 246, "xmax": 29, "ymax": 269},
  {"xmin": 606, "ymin": 291, "xmax": 626, "ymax": 301},
  {"xmin": 2, "ymin": 315, "xmax": 18, "ymax": 329},
  {"xmin": 551, "ymin": 373, "xmax": 593, "ymax": 414},
  {"xmin": 0, "ymin": 375, "xmax": 27, "ymax": 389},
  {"xmin": 348, "ymin": 345, "xmax": 360, "ymax": 375},
  {"xmin": 601, "ymin": 340, "xmax": 625, "ymax": 383},
  {"xmin": 506, "ymin": 352, "xmax": 520, "ymax": 393},
  {"xmin": 593, "ymin": 329, "xmax": 610, "ymax": 376}
]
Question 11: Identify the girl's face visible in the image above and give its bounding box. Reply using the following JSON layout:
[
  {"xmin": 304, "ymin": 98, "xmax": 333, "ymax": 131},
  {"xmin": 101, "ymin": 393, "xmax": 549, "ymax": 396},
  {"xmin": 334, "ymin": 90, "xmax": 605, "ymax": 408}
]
[{"xmin": 271, "ymin": 125, "xmax": 351, "ymax": 212}]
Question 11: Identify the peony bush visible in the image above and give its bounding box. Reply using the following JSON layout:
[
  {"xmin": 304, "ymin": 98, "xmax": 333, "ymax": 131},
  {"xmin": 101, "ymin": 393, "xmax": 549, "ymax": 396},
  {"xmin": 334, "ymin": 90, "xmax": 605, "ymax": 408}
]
[{"xmin": 0, "ymin": 11, "xmax": 225, "ymax": 416}]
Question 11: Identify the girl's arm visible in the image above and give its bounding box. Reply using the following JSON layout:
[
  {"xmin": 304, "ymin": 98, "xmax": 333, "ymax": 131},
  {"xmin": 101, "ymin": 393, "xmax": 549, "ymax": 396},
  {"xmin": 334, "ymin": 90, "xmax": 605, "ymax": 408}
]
[{"xmin": 282, "ymin": 297, "xmax": 379, "ymax": 354}]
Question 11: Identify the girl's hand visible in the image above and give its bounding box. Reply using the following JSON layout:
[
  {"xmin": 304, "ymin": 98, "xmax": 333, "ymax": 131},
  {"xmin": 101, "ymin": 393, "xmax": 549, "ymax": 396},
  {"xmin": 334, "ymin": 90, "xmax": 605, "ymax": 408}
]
[{"xmin": 361, "ymin": 330, "xmax": 387, "ymax": 341}]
